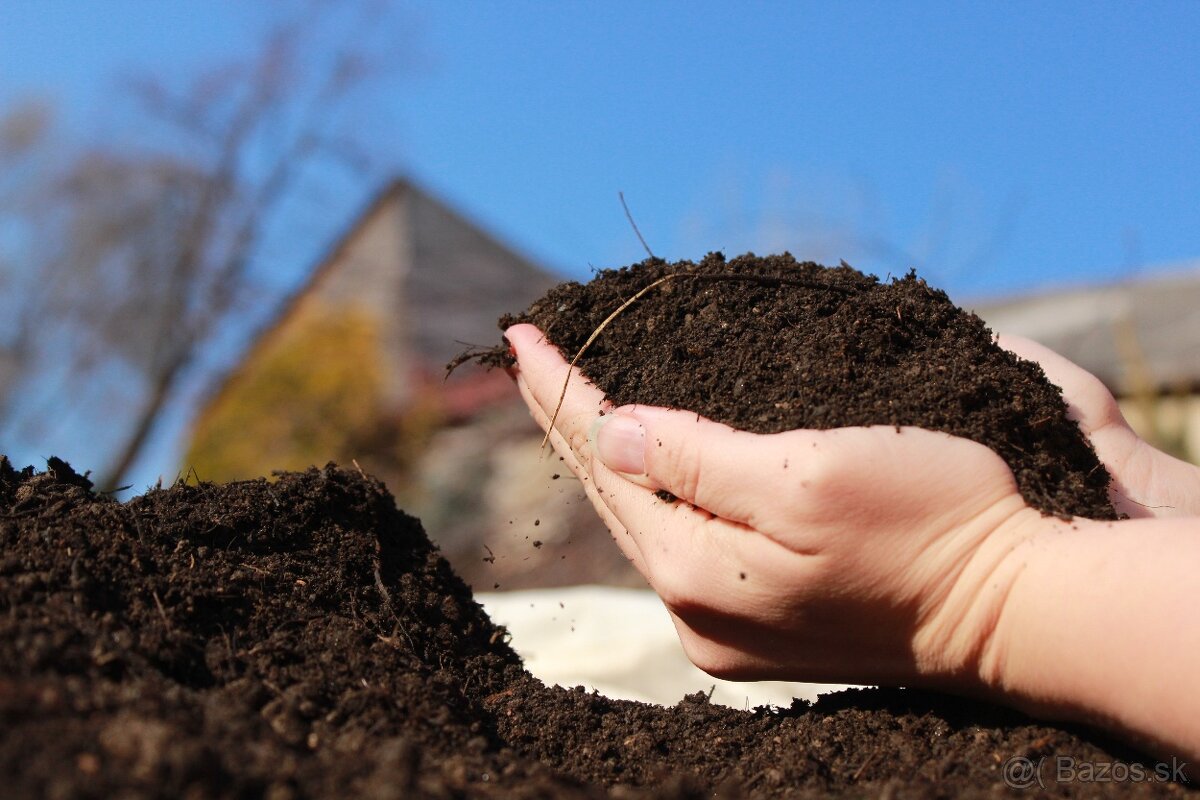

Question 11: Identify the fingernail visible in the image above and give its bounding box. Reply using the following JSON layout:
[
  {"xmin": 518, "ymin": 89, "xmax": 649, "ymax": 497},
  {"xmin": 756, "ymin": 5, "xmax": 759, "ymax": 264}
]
[{"xmin": 592, "ymin": 414, "xmax": 646, "ymax": 474}]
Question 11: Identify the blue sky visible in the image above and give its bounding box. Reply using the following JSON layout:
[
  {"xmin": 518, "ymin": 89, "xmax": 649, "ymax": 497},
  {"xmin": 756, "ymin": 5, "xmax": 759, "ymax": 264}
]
[
  {"xmin": 3, "ymin": 2, "xmax": 1197, "ymax": 299},
  {"xmin": 1, "ymin": 1, "xmax": 1199, "ymax": 488}
]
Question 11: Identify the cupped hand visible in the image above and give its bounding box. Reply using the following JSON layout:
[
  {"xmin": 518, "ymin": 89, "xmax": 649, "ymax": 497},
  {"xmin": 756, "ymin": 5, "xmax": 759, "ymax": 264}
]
[
  {"xmin": 506, "ymin": 323, "xmax": 1047, "ymax": 691},
  {"xmin": 997, "ymin": 334, "xmax": 1200, "ymax": 519}
]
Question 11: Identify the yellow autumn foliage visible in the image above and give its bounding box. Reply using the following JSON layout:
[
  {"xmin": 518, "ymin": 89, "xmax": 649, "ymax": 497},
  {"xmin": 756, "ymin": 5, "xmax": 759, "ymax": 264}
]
[{"xmin": 185, "ymin": 302, "xmax": 438, "ymax": 484}]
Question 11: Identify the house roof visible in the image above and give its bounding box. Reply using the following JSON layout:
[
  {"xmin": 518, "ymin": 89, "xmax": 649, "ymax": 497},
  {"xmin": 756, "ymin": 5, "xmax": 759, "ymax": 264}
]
[
  {"xmin": 196, "ymin": 177, "xmax": 559, "ymax": 416},
  {"xmin": 258, "ymin": 178, "xmax": 556, "ymax": 367},
  {"xmin": 971, "ymin": 261, "xmax": 1200, "ymax": 395}
]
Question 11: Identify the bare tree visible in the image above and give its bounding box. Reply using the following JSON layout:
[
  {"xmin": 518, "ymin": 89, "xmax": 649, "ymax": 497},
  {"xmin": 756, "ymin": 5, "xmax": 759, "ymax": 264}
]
[
  {"xmin": 0, "ymin": 6, "xmax": 400, "ymax": 490},
  {"xmin": 0, "ymin": 100, "xmax": 60, "ymax": 430}
]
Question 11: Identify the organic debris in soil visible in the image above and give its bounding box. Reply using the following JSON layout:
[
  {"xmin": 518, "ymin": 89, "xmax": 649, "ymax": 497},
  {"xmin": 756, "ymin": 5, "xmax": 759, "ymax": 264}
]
[
  {"xmin": 2, "ymin": 456, "xmax": 1180, "ymax": 798},
  {"xmin": 476, "ymin": 252, "xmax": 1117, "ymax": 521}
]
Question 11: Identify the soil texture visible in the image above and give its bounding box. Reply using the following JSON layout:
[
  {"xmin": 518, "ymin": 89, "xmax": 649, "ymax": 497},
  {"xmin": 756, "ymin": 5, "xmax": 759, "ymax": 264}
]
[
  {"xmin": 485, "ymin": 253, "xmax": 1118, "ymax": 520},
  {"xmin": 1, "ymin": 456, "xmax": 1185, "ymax": 798}
]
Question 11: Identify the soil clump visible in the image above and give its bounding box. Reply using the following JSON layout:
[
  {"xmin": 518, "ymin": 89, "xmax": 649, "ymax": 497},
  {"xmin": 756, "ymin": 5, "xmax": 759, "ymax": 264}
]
[
  {"xmin": 1, "ymin": 456, "xmax": 1182, "ymax": 797},
  {"xmin": 483, "ymin": 252, "xmax": 1118, "ymax": 520}
]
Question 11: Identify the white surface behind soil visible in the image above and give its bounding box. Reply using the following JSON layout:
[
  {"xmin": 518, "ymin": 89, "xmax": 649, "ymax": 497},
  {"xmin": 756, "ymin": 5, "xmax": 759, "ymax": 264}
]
[{"xmin": 478, "ymin": 586, "xmax": 854, "ymax": 709}]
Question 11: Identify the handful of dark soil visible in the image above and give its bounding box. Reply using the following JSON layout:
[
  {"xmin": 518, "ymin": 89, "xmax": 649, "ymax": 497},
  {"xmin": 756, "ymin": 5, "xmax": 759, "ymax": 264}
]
[{"xmin": 477, "ymin": 252, "xmax": 1117, "ymax": 521}]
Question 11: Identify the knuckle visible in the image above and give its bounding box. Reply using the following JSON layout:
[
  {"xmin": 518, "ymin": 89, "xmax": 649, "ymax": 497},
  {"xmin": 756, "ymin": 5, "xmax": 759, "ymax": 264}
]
[
  {"xmin": 790, "ymin": 444, "xmax": 853, "ymax": 500},
  {"xmin": 564, "ymin": 424, "xmax": 591, "ymax": 460},
  {"xmin": 1087, "ymin": 383, "xmax": 1125, "ymax": 428},
  {"xmin": 1052, "ymin": 365, "xmax": 1125, "ymax": 432},
  {"xmin": 651, "ymin": 437, "xmax": 707, "ymax": 502}
]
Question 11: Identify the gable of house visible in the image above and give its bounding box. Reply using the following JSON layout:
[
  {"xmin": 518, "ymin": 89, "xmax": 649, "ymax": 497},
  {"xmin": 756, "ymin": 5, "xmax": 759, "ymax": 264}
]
[{"xmin": 185, "ymin": 178, "xmax": 558, "ymax": 483}]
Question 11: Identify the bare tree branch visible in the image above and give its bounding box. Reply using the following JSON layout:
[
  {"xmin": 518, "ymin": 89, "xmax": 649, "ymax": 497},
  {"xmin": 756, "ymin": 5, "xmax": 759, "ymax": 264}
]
[
  {"xmin": 97, "ymin": 12, "xmax": 388, "ymax": 491},
  {"xmin": 0, "ymin": 5, "xmax": 399, "ymax": 490}
]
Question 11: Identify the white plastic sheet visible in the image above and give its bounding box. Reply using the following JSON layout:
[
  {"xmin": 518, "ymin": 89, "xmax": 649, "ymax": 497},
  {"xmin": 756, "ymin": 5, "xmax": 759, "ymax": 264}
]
[{"xmin": 478, "ymin": 586, "xmax": 854, "ymax": 709}]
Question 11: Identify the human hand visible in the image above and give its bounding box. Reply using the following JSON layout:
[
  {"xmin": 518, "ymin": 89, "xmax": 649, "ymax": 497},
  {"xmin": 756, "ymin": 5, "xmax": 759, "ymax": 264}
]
[
  {"xmin": 997, "ymin": 334, "xmax": 1200, "ymax": 519},
  {"xmin": 505, "ymin": 323, "xmax": 1048, "ymax": 691}
]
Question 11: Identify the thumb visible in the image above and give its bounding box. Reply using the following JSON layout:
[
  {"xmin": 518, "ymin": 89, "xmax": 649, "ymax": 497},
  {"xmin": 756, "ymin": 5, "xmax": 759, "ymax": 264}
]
[{"xmin": 592, "ymin": 405, "xmax": 816, "ymax": 528}]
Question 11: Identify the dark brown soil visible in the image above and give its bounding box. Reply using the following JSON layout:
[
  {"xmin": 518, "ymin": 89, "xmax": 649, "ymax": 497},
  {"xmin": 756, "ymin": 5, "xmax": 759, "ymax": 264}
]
[
  {"xmin": 1, "ymin": 456, "xmax": 1187, "ymax": 798},
  {"xmin": 485, "ymin": 252, "xmax": 1117, "ymax": 520}
]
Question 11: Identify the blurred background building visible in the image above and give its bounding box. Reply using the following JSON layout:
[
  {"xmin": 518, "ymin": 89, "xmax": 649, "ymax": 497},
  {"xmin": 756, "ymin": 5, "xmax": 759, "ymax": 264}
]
[
  {"xmin": 975, "ymin": 264, "xmax": 1200, "ymax": 465},
  {"xmin": 185, "ymin": 178, "xmax": 642, "ymax": 591}
]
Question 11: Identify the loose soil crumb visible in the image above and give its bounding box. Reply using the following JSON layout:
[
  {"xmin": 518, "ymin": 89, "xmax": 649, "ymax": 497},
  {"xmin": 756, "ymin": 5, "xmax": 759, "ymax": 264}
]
[
  {"xmin": 480, "ymin": 252, "xmax": 1118, "ymax": 520},
  {"xmin": 2, "ymin": 456, "xmax": 1182, "ymax": 797}
]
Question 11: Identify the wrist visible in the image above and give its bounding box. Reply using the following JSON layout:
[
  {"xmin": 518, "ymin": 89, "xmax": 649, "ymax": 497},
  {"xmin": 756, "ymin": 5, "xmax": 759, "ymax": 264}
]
[
  {"xmin": 910, "ymin": 501, "xmax": 1054, "ymax": 695},
  {"xmin": 974, "ymin": 516, "xmax": 1200, "ymax": 760},
  {"xmin": 971, "ymin": 511, "xmax": 1070, "ymax": 700}
]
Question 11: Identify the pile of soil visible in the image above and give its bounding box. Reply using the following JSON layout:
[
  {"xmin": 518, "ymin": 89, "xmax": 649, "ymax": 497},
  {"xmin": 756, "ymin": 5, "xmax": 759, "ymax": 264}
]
[
  {"xmin": 0, "ymin": 254, "xmax": 1178, "ymax": 796},
  {"xmin": 0, "ymin": 457, "xmax": 1183, "ymax": 798},
  {"xmin": 484, "ymin": 253, "xmax": 1118, "ymax": 520}
]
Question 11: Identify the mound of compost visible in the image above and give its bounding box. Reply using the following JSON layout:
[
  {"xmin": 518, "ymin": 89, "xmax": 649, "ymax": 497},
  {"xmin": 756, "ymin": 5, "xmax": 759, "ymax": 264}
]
[
  {"xmin": 1, "ymin": 456, "xmax": 1182, "ymax": 798},
  {"xmin": 482, "ymin": 252, "xmax": 1117, "ymax": 520}
]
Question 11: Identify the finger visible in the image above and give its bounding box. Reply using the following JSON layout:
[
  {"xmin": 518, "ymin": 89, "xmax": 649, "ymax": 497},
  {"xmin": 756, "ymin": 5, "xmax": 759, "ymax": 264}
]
[
  {"xmin": 505, "ymin": 324, "xmax": 777, "ymax": 590},
  {"xmin": 506, "ymin": 323, "xmax": 610, "ymax": 466},
  {"xmin": 595, "ymin": 405, "xmax": 827, "ymax": 532},
  {"xmin": 523, "ymin": 396, "xmax": 817, "ymax": 613},
  {"xmin": 994, "ymin": 335, "xmax": 1185, "ymax": 520},
  {"xmin": 508, "ymin": 322, "xmax": 827, "ymax": 533},
  {"xmin": 507, "ymin": 322, "xmax": 683, "ymax": 576},
  {"xmin": 515, "ymin": 362, "xmax": 812, "ymax": 605},
  {"xmin": 508, "ymin": 323, "xmax": 831, "ymax": 608},
  {"xmin": 507, "ymin": 322, "xmax": 646, "ymax": 560},
  {"xmin": 589, "ymin": 463, "xmax": 821, "ymax": 611},
  {"xmin": 666, "ymin": 608, "xmax": 878, "ymax": 684},
  {"xmin": 666, "ymin": 610, "xmax": 792, "ymax": 681}
]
